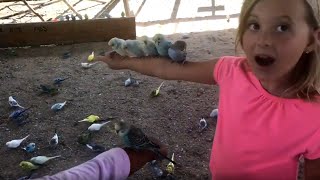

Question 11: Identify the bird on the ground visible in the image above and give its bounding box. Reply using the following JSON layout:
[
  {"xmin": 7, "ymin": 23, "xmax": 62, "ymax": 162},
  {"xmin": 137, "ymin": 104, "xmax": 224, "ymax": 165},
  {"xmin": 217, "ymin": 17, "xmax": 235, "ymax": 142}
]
[{"xmin": 114, "ymin": 120, "xmax": 176, "ymax": 164}]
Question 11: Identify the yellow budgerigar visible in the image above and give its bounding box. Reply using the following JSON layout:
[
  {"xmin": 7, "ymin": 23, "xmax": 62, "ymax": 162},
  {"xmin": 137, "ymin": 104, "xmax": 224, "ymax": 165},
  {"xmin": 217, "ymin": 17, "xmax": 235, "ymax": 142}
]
[
  {"xmin": 78, "ymin": 115, "xmax": 100, "ymax": 123},
  {"xmin": 88, "ymin": 51, "xmax": 94, "ymax": 61},
  {"xmin": 19, "ymin": 161, "xmax": 39, "ymax": 171}
]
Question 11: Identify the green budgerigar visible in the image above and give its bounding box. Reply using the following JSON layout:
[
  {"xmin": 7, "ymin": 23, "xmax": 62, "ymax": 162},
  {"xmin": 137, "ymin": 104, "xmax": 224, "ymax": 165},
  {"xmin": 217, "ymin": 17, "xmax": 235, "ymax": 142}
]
[{"xmin": 19, "ymin": 161, "xmax": 39, "ymax": 171}]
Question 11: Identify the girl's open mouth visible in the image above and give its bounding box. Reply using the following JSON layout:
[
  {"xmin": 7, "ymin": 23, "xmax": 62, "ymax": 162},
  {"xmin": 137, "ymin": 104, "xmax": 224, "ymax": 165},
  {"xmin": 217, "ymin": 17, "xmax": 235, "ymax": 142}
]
[{"xmin": 254, "ymin": 55, "xmax": 275, "ymax": 66}]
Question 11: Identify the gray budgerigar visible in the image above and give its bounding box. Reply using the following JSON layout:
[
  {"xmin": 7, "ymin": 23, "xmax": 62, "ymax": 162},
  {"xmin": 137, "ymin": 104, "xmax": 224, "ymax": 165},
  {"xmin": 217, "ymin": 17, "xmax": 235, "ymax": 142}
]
[
  {"xmin": 138, "ymin": 36, "xmax": 159, "ymax": 56},
  {"xmin": 152, "ymin": 34, "xmax": 172, "ymax": 57},
  {"xmin": 108, "ymin": 37, "xmax": 128, "ymax": 56},
  {"xmin": 114, "ymin": 120, "xmax": 176, "ymax": 164},
  {"xmin": 122, "ymin": 39, "xmax": 146, "ymax": 58},
  {"xmin": 168, "ymin": 40, "xmax": 187, "ymax": 63}
]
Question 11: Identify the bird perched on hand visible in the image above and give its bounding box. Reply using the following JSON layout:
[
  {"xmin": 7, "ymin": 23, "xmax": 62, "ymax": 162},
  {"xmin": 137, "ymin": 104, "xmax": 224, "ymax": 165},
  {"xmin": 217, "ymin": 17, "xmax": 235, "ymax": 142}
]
[
  {"xmin": 168, "ymin": 40, "xmax": 187, "ymax": 64},
  {"xmin": 108, "ymin": 37, "xmax": 128, "ymax": 56},
  {"xmin": 114, "ymin": 120, "xmax": 176, "ymax": 164},
  {"xmin": 152, "ymin": 34, "xmax": 172, "ymax": 57},
  {"xmin": 138, "ymin": 36, "xmax": 158, "ymax": 56},
  {"xmin": 122, "ymin": 39, "xmax": 146, "ymax": 58}
]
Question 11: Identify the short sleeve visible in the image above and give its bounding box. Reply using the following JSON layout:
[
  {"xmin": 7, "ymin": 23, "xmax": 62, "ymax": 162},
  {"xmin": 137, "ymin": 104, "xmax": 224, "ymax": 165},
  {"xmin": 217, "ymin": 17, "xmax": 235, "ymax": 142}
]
[
  {"xmin": 213, "ymin": 56, "xmax": 244, "ymax": 85},
  {"xmin": 304, "ymin": 128, "xmax": 320, "ymax": 160}
]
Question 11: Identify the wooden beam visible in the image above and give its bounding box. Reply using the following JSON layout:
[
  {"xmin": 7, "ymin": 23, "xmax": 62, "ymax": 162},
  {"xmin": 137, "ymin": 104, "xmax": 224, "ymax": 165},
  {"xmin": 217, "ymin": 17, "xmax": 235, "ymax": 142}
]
[
  {"xmin": 0, "ymin": 0, "xmax": 60, "ymax": 20},
  {"xmin": 93, "ymin": 0, "xmax": 119, "ymax": 19},
  {"xmin": 22, "ymin": 0, "xmax": 45, "ymax": 21},
  {"xmin": 123, "ymin": 0, "xmax": 133, "ymax": 17},
  {"xmin": 61, "ymin": 0, "xmax": 81, "ymax": 17},
  {"xmin": 0, "ymin": 17, "xmax": 136, "ymax": 48}
]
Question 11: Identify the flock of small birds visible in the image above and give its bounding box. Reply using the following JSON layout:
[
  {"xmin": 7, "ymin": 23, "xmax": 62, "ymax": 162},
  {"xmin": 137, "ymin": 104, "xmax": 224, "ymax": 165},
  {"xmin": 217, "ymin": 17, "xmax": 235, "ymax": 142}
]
[{"xmin": 3, "ymin": 33, "xmax": 219, "ymax": 180}]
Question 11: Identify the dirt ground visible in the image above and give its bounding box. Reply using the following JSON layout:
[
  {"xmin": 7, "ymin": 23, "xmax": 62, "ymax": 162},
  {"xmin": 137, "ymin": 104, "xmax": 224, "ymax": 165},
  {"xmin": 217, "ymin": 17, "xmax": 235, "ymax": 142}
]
[{"xmin": 0, "ymin": 28, "xmax": 241, "ymax": 180}]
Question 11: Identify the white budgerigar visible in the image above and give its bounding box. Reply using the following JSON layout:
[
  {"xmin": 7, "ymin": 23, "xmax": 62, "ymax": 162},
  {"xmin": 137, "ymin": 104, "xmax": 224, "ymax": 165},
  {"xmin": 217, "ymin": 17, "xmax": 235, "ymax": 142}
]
[
  {"xmin": 8, "ymin": 96, "xmax": 24, "ymax": 108},
  {"xmin": 152, "ymin": 34, "xmax": 172, "ymax": 57},
  {"xmin": 122, "ymin": 39, "xmax": 146, "ymax": 58},
  {"xmin": 138, "ymin": 36, "xmax": 159, "ymax": 56},
  {"xmin": 108, "ymin": 37, "xmax": 127, "ymax": 56},
  {"xmin": 30, "ymin": 155, "xmax": 61, "ymax": 165},
  {"xmin": 210, "ymin": 108, "xmax": 218, "ymax": 118},
  {"xmin": 50, "ymin": 130, "xmax": 59, "ymax": 147},
  {"xmin": 88, "ymin": 121, "xmax": 111, "ymax": 131},
  {"xmin": 6, "ymin": 135, "xmax": 29, "ymax": 148}
]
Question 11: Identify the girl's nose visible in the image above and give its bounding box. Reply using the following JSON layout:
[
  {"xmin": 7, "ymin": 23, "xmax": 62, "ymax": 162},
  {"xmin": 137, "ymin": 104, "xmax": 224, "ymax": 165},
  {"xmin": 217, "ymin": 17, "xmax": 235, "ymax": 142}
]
[{"xmin": 257, "ymin": 31, "xmax": 273, "ymax": 47}]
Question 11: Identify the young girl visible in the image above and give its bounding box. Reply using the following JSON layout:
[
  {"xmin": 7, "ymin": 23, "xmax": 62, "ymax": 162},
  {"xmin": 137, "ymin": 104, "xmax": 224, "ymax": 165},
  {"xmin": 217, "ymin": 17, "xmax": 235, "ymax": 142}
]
[{"xmin": 96, "ymin": 0, "xmax": 320, "ymax": 179}]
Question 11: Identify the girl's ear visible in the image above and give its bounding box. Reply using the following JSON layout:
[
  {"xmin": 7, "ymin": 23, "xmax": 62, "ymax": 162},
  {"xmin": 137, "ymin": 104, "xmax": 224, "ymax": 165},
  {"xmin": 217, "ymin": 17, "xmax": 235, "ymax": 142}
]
[
  {"xmin": 305, "ymin": 28, "xmax": 320, "ymax": 53},
  {"xmin": 314, "ymin": 28, "xmax": 320, "ymax": 46}
]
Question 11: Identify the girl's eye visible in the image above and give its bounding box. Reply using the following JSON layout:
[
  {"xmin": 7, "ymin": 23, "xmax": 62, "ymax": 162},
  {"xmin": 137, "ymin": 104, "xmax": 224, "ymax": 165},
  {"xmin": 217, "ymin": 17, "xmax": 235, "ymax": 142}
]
[
  {"xmin": 248, "ymin": 23, "xmax": 260, "ymax": 31},
  {"xmin": 276, "ymin": 25, "xmax": 289, "ymax": 32}
]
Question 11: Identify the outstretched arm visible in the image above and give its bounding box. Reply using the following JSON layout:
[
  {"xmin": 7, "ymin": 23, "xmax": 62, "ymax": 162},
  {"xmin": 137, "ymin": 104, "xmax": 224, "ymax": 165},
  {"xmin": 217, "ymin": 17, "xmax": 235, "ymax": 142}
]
[{"xmin": 95, "ymin": 51, "xmax": 219, "ymax": 85}]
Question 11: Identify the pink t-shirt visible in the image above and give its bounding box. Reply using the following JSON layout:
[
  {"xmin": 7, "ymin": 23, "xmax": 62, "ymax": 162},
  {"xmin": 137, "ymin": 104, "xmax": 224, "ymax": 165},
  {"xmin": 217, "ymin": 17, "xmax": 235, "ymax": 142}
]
[{"xmin": 210, "ymin": 56, "xmax": 320, "ymax": 180}]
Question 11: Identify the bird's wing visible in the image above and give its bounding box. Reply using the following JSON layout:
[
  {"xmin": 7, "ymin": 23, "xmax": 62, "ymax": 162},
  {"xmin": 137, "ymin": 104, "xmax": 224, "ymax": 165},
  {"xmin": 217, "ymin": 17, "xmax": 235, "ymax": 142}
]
[{"xmin": 127, "ymin": 126, "xmax": 156, "ymax": 149}]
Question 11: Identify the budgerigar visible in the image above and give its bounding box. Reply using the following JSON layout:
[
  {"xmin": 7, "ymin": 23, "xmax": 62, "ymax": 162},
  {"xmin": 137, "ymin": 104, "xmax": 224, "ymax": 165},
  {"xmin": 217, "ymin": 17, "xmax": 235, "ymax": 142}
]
[
  {"xmin": 168, "ymin": 40, "xmax": 187, "ymax": 63},
  {"xmin": 51, "ymin": 101, "xmax": 67, "ymax": 111},
  {"xmin": 152, "ymin": 34, "xmax": 172, "ymax": 57},
  {"xmin": 78, "ymin": 115, "xmax": 100, "ymax": 123},
  {"xmin": 50, "ymin": 129, "xmax": 58, "ymax": 147},
  {"xmin": 138, "ymin": 36, "xmax": 158, "ymax": 56},
  {"xmin": 108, "ymin": 37, "xmax": 127, "ymax": 56},
  {"xmin": 53, "ymin": 77, "xmax": 69, "ymax": 85},
  {"xmin": 6, "ymin": 135, "xmax": 29, "ymax": 148},
  {"xmin": 114, "ymin": 120, "xmax": 176, "ymax": 164},
  {"xmin": 22, "ymin": 143, "xmax": 36, "ymax": 153},
  {"xmin": 88, "ymin": 121, "xmax": 111, "ymax": 131},
  {"xmin": 30, "ymin": 155, "xmax": 61, "ymax": 165},
  {"xmin": 122, "ymin": 39, "xmax": 146, "ymax": 58},
  {"xmin": 8, "ymin": 96, "xmax": 24, "ymax": 108},
  {"xmin": 19, "ymin": 161, "xmax": 39, "ymax": 171}
]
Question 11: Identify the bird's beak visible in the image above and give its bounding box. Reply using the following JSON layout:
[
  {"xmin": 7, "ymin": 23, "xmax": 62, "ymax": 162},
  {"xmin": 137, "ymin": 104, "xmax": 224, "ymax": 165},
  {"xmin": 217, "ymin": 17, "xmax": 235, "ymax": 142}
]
[{"xmin": 115, "ymin": 130, "xmax": 119, "ymax": 134}]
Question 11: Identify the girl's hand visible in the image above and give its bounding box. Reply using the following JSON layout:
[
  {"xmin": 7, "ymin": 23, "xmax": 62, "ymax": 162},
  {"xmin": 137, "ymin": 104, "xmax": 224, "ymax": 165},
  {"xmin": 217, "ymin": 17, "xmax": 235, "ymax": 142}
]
[{"xmin": 95, "ymin": 51, "xmax": 128, "ymax": 70}]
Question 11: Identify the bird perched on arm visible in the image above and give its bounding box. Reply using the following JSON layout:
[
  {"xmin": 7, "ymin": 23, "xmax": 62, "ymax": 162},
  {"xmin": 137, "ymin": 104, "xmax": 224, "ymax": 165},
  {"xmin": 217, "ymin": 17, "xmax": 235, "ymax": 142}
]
[
  {"xmin": 108, "ymin": 37, "xmax": 128, "ymax": 56},
  {"xmin": 114, "ymin": 120, "xmax": 176, "ymax": 165},
  {"xmin": 152, "ymin": 34, "xmax": 172, "ymax": 57},
  {"xmin": 168, "ymin": 40, "xmax": 187, "ymax": 64},
  {"xmin": 122, "ymin": 39, "xmax": 146, "ymax": 58},
  {"xmin": 138, "ymin": 36, "xmax": 158, "ymax": 57}
]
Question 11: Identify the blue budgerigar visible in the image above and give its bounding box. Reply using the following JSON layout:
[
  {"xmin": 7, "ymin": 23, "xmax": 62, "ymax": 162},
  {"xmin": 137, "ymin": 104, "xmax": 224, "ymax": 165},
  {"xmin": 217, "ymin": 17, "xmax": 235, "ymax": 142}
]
[
  {"xmin": 22, "ymin": 142, "xmax": 36, "ymax": 153},
  {"xmin": 114, "ymin": 120, "xmax": 176, "ymax": 165},
  {"xmin": 108, "ymin": 37, "xmax": 127, "ymax": 56},
  {"xmin": 152, "ymin": 34, "xmax": 172, "ymax": 57},
  {"xmin": 122, "ymin": 39, "xmax": 146, "ymax": 58},
  {"xmin": 138, "ymin": 36, "xmax": 159, "ymax": 56},
  {"xmin": 168, "ymin": 40, "xmax": 187, "ymax": 64}
]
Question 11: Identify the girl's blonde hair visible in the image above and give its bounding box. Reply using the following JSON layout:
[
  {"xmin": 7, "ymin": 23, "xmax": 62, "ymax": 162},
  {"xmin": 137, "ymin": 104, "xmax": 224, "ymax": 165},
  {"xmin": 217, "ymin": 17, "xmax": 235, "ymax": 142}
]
[{"xmin": 235, "ymin": 0, "xmax": 320, "ymax": 101}]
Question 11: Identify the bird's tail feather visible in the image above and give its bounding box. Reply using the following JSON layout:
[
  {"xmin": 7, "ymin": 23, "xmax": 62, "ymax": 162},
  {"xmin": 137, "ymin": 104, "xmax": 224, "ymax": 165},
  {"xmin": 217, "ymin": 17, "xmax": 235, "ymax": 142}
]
[{"xmin": 153, "ymin": 149, "xmax": 177, "ymax": 165}]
